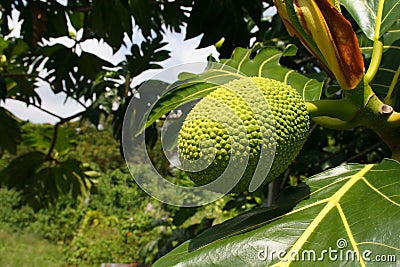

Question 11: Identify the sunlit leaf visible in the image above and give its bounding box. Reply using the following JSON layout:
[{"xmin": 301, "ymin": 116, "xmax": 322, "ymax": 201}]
[
  {"xmin": 142, "ymin": 44, "xmax": 323, "ymax": 131},
  {"xmin": 154, "ymin": 159, "xmax": 400, "ymax": 266},
  {"xmin": 188, "ymin": 183, "xmax": 310, "ymax": 251}
]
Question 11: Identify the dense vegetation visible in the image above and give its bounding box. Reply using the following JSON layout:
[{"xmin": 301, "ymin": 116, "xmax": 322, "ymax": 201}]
[{"xmin": 0, "ymin": 121, "xmax": 248, "ymax": 265}]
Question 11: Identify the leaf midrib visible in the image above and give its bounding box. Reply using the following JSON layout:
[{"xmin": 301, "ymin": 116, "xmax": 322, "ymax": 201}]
[{"xmin": 271, "ymin": 164, "xmax": 375, "ymax": 267}]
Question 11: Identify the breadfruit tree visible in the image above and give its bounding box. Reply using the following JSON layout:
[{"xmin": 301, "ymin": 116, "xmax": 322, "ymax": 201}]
[{"xmin": 0, "ymin": 0, "xmax": 399, "ymax": 265}]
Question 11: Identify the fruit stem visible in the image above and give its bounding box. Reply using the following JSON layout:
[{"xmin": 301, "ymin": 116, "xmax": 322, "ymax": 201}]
[
  {"xmin": 310, "ymin": 116, "xmax": 359, "ymax": 130},
  {"xmin": 305, "ymin": 99, "xmax": 358, "ymax": 121}
]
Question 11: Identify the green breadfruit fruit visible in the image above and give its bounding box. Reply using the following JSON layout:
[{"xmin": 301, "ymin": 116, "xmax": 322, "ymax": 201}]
[{"xmin": 178, "ymin": 77, "xmax": 309, "ymax": 193}]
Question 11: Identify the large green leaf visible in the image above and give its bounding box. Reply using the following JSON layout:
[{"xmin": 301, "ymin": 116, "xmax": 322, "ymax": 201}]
[
  {"xmin": 0, "ymin": 151, "xmax": 45, "ymax": 189},
  {"xmin": 154, "ymin": 159, "xmax": 400, "ymax": 266},
  {"xmin": 87, "ymin": 0, "xmax": 132, "ymax": 50},
  {"xmin": 0, "ymin": 150, "xmax": 93, "ymax": 209},
  {"xmin": 341, "ymin": 0, "xmax": 400, "ymax": 40},
  {"xmin": 143, "ymin": 44, "xmax": 323, "ymax": 130},
  {"xmin": 188, "ymin": 183, "xmax": 310, "ymax": 251},
  {"xmin": 358, "ymin": 19, "xmax": 400, "ymax": 101}
]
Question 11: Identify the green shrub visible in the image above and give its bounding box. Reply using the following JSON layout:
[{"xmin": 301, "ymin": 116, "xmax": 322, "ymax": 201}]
[
  {"xmin": 28, "ymin": 196, "xmax": 85, "ymax": 243},
  {"xmin": 0, "ymin": 188, "xmax": 35, "ymax": 230}
]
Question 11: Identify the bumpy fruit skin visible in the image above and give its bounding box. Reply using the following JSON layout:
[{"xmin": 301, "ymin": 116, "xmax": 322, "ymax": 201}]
[{"xmin": 178, "ymin": 77, "xmax": 309, "ymax": 193}]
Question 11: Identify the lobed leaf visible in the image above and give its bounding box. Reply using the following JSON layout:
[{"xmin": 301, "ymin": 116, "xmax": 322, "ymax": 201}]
[{"xmin": 142, "ymin": 44, "xmax": 323, "ymax": 130}]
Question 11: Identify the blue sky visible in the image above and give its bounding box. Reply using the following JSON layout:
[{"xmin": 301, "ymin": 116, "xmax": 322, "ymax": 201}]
[{"xmin": 2, "ymin": 9, "xmax": 219, "ymax": 124}]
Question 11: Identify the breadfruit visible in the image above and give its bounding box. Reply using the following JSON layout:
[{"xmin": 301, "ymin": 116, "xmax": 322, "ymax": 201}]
[{"xmin": 177, "ymin": 77, "xmax": 309, "ymax": 193}]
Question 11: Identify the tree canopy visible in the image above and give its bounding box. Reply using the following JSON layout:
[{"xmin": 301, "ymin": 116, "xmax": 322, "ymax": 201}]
[{"xmin": 0, "ymin": 0, "xmax": 295, "ymax": 207}]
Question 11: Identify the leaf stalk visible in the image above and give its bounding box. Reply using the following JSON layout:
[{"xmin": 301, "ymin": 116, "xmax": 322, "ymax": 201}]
[{"xmin": 364, "ymin": 0, "xmax": 385, "ymax": 84}]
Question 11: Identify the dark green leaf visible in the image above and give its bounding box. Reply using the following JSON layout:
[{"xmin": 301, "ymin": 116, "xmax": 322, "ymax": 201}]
[
  {"xmin": 68, "ymin": 11, "xmax": 84, "ymax": 30},
  {"xmin": 77, "ymin": 52, "xmax": 113, "ymax": 80},
  {"xmin": 172, "ymin": 207, "xmax": 199, "ymax": 227},
  {"xmin": 5, "ymin": 76, "xmax": 39, "ymax": 104},
  {"xmin": 41, "ymin": 44, "xmax": 77, "ymax": 92},
  {"xmin": 185, "ymin": 0, "xmax": 256, "ymax": 57},
  {"xmin": 125, "ymin": 36, "xmax": 170, "ymax": 78},
  {"xmin": 189, "ymin": 183, "xmax": 310, "ymax": 251},
  {"xmin": 0, "ymin": 37, "xmax": 10, "ymax": 54},
  {"xmin": 41, "ymin": 45, "xmax": 111, "ymax": 97},
  {"xmin": 54, "ymin": 126, "xmax": 78, "ymax": 155},
  {"xmin": 325, "ymin": 85, "xmax": 342, "ymax": 98},
  {"xmin": 154, "ymin": 159, "xmax": 400, "ymax": 266},
  {"xmin": 56, "ymin": 159, "xmax": 91, "ymax": 199},
  {"xmin": 341, "ymin": 0, "xmax": 400, "ymax": 40},
  {"xmin": 358, "ymin": 19, "xmax": 400, "ymax": 101},
  {"xmin": 0, "ymin": 76, "xmax": 6, "ymax": 100},
  {"xmin": 84, "ymin": 105, "xmax": 102, "ymax": 126},
  {"xmin": 161, "ymin": 1, "xmax": 190, "ymax": 32},
  {"xmin": 130, "ymin": 0, "xmax": 162, "ymax": 36},
  {"xmin": 0, "ymin": 108, "xmax": 21, "ymax": 154},
  {"xmin": 20, "ymin": 1, "xmax": 68, "ymax": 47},
  {"xmin": 0, "ymin": 151, "xmax": 45, "ymax": 188},
  {"xmin": 87, "ymin": 0, "xmax": 132, "ymax": 50}
]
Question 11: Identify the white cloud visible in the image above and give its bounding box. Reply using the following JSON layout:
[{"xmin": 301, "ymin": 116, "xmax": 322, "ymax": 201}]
[{"xmin": 3, "ymin": 25, "xmax": 219, "ymax": 124}]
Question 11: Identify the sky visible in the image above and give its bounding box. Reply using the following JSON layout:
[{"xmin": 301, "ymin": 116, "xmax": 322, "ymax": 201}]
[{"xmin": 2, "ymin": 9, "xmax": 219, "ymax": 124}]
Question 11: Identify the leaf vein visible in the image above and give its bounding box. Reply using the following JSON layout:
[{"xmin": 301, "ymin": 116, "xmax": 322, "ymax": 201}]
[
  {"xmin": 271, "ymin": 164, "xmax": 374, "ymax": 266},
  {"xmin": 357, "ymin": 242, "xmax": 400, "ymax": 251},
  {"xmin": 361, "ymin": 177, "xmax": 400, "ymax": 207},
  {"xmin": 381, "ymin": 1, "xmax": 400, "ymax": 25},
  {"xmin": 237, "ymin": 49, "xmax": 253, "ymax": 73},
  {"xmin": 258, "ymin": 54, "xmax": 281, "ymax": 77},
  {"xmin": 337, "ymin": 203, "xmax": 366, "ymax": 266}
]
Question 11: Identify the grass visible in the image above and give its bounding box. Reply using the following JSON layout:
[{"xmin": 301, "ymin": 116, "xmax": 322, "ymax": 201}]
[{"xmin": 0, "ymin": 228, "xmax": 65, "ymax": 267}]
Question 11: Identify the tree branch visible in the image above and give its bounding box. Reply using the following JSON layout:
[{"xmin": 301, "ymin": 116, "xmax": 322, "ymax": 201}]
[
  {"xmin": 63, "ymin": 5, "xmax": 93, "ymax": 13},
  {"xmin": 44, "ymin": 109, "xmax": 88, "ymax": 161},
  {"xmin": 45, "ymin": 123, "xmax": 59, "ymax": 161},
  {"xmin": 36, "ymin": 75, "xmax": 88, "ymax": 109},
  {"xmin": 346, "ymin": 141, "xmax": 384, "ymax": 162},
  {"xmin": 28, "ymin": 102, "xmax": 64, "ymax": 120}
]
